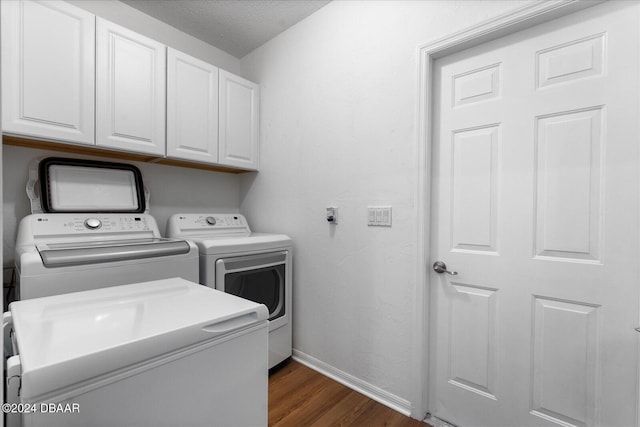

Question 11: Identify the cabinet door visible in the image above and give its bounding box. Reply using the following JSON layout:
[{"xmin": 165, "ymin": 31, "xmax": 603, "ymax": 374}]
[
  {"xmin": 1, "ymin": 0, "xmax": 95, "ymax": 145},
  {"xmin": 219, "ymin": 70, "xmax": 259, "ymax": 170},
  {"xmin": 96, "ymin": 18, "xmax": 165, "ymax": 155},
  {"xmin": 167, "ymin": 48, "xmax": 219, "ymax": 163}
]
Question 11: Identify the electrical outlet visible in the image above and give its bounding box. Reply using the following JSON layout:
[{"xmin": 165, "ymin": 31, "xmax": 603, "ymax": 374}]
[
  {"xmin": 326, "ymin": 207, "xmax": 338, "ymax": 224},
  {"xmin": 367, "ymin": 206, "xmax": 392, "ymax": 227}
]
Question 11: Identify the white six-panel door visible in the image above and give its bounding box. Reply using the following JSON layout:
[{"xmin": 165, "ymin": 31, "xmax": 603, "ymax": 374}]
[{"xmin": 430, "ymin": 2, "xmax": 639, "ymax": 426}]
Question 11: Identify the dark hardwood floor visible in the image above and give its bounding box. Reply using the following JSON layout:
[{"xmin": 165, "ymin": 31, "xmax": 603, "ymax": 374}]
[{"xmin": 269, "ymin": 360, "xmax": 430, "ymax": 427}]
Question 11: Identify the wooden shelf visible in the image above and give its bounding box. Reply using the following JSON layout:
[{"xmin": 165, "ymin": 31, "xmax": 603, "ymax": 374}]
[{"xmin": 2, "ymin": 134, "xmax": 253, "ymax": 174}]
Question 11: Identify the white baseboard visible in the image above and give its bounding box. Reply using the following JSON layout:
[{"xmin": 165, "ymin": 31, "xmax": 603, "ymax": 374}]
[{"xmin": 291, "ymin": 349, "xmax": 414, "ymax": 418}]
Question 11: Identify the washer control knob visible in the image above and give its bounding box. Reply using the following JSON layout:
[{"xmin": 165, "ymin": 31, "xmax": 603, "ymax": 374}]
[
  {"xmin": 84, "ymin": 218, "xmax": 102, "ymax": 230},
  {"xmin": 205, "ymin": 216, "xmax": 216, "ymax": 226}
]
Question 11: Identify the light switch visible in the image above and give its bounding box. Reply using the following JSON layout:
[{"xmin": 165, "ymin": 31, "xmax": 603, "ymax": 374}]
[{"xmin": 367, "ymin": 206, "xmax": 392, "ymax": 227}]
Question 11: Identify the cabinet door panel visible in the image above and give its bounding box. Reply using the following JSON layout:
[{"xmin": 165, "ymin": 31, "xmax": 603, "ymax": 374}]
[
  {"xmin": 1, "ymin": 0, "xmax": 95, "ymax": 144},
  {"xmin": 96, "ymin": 18, "xmax": 165, "ymax": 155},
  {"xmin": 167, "ymin": 48, "xmax": 219, "ymax": 163},
  {"xmin": 219, "ymin": 70, "xmax": 259, "ymax": 170}
]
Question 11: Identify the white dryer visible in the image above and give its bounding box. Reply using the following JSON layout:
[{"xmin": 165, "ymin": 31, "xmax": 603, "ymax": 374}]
[{"xmin": 167, "ymin": 213, "xmax": 293, "ymax": 368}]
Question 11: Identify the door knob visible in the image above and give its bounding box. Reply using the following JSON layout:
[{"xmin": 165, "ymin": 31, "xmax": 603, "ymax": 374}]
[{"xmin": 433, "ymin": 261, "xmax": 457, "ymax": 276}]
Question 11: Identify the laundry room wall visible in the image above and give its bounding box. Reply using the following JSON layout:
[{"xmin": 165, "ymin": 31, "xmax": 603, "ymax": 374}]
[
  {"xmin": 2, "ymin": 0, "xmax": 247, "ymax": 268},
  {"xmin": 239, "ymin": 0, "xmax": 531, "ymax": 415}
]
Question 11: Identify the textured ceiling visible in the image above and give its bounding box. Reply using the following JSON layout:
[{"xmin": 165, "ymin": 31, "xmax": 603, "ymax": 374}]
[{"xmin": 120, "ymin": 0, "xmax": 331, "ymax": 58}]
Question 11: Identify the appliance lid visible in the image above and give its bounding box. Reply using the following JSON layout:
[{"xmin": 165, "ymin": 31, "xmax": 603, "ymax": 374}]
[
  {"xmin": 28, "ymin": 157, "xmax": 148, "ymax": 214},
  {"xmin": 192, "ymin": 233, "xmax": 293, "ymax": 255},
  {"xmin": 10, "ymin": 278, "xmax": 268, "ymax": 401}
]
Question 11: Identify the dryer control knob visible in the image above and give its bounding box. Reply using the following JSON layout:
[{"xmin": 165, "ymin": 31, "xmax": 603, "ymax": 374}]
[
  {"xmin": 205, "ymin": 216, "xmax": 216, "ymax": 226},
  {"xmin": 84, "ymin": 218, "xmax": 102, "ymax": 230}
]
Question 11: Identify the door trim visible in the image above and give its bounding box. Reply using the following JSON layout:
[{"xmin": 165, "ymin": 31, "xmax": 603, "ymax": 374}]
[{"xmin": 413, "ymin": 0, "xmax": 605, "ymax": 419}]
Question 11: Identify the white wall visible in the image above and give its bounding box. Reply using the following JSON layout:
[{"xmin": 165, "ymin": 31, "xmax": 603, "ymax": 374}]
[{"xmin": 239, "ymin": 0, "xmax": 531, "ymax": 414}]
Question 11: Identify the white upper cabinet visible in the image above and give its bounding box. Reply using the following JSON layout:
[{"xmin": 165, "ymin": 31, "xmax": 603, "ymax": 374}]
[
  {"xmin": 219, "ymin": 70, "xmax": 259, "ymax": 170},
  {"xmin": 96, "ymin": 18, "xmax": 166, "ymax": 155},
  {"xmin": 1, "ymin": 0, "xmax": 95, "ymax": 145},
  {"xmin": 167, "ymin": 48, "xmax": 219, "ymax": 163},
  {"xmin": 2, "ymin": 2, "xmax": 260, "ymax": 171}
]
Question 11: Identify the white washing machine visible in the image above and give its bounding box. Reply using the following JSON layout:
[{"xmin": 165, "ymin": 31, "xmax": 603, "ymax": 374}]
[
  {"xmin": 15, "ymin": 212, "xmax": 200, "ymax": 299},
  {"xmin": 167, "ymin": 213, "xmax": 293, "ymax": 368},
  {"xmin": 14, "ymin": 157, "xmax": 200, "ymax": 300}
]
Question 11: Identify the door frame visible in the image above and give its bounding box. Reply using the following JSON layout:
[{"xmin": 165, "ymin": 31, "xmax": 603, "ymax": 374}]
[{"xmin": 413, "ymin": 0, "xmax": 607, "ymax": 420}]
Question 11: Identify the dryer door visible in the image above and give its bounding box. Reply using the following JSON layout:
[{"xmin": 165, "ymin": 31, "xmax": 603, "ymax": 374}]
[{"xmin": 215, "ymin": 251, "xmax": 287, "ymax": 330}]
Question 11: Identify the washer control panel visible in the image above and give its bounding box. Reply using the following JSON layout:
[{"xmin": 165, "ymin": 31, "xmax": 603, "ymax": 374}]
[
  {"xmin": 28, "ymin": 214, "xmax": 154, "ymax": 235},
  {"xmin": 181, "ymin": 214, "xmax": 246, "ymax": 228},
  {"xmin": 166, "ymin": 213, "xmax": 250, "ymax": 237}
]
